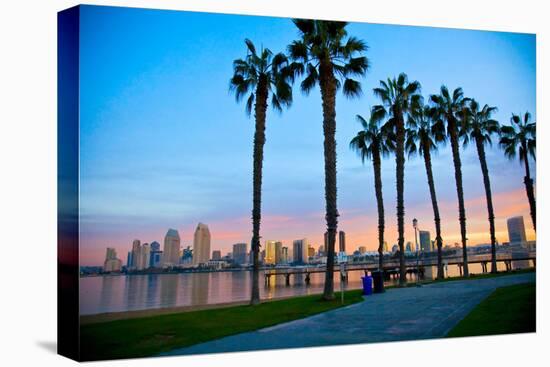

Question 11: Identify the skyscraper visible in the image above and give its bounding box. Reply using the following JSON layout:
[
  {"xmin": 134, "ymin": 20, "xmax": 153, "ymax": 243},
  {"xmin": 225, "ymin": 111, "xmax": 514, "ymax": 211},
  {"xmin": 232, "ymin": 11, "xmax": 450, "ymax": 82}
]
[
  {"xmin": 507, "ymin": 216, "xmax": 527, "ymax": 245},
  {"xmin": 193, "ymin": 223, "xmax": 211, "ymax": 265},
  {"xmin": 130, "ymin": 239, "xmax": 141, "ymax": 270},
  {"xmin": 149, "ymin": 241, "xmax": 162, "ymax": 268},
  {"xmin": 232, "ymin": 243, "xmax": 248, "ymax": 265},
  {"xmin": 163, "ymin": 229, "xmax": 181, "ymax": 267},
  {"xmin": 265, "ymin": 240, "xmax": 277, "ymax": 264},
  {"xmin": 338, "ymin": 231, "xmax": 346, "ymax": 253},
  {"xmin": 212, "ymin": 250, "xmax": 221, "ymax": 260},
  {"xmin": 265, "ymin": 241, "xmax": 283, "ymax": 264},
  {"xmin": 140, "ymin": 243, "xmax": 150, "ymax": 270},
  {"xmin": 293, "ymin": 238, "xmax": 309, "ymax": 264},
  {"xmin": 419, "ymin": 230, "xmax": 431, "ymax": 252},
  {"xmin": 281, "ymin": 246, "xmax": 289, "ymax": 264},
  {"xmin": 103, "ymin": 247, "xmax": 122, "ymax": 272}
]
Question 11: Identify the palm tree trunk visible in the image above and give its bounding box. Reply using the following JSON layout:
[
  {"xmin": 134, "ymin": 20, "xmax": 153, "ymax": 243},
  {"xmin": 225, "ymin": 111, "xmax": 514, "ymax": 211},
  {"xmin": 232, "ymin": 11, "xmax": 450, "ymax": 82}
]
[
  {"xmin": 373, "ymin": 148, "xmax": 385, "ymax": 272},
  {"xmin": 422, "ymin": 142, "xmax": 444, "ymax": 279},
  {"xmin": 522, "ymin": 144, "xmax": 536, "ymax": 231},
  {"xmin": 449, "ymin": 117, "xmax": 469, "ymax": 276},
  {"xmin": 319, "ymin": 60, "xmax": 338, "ymax": 300},
  {"xmin": 395, "ymin": 109, "xmax": 406, "ymax": 285},
  {"xmin": 475, "ymin": 136, "xmax": 497, "ymax": 273},
  {"xmin": 250, "ymin": 79, "xmax": 268, "ymax": 305}
]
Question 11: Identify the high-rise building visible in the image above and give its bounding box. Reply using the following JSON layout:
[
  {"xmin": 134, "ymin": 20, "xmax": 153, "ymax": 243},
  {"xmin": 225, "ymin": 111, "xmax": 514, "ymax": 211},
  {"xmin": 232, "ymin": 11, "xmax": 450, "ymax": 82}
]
[
  {"xmin": 193, "ymin": 223, "xmax": 211, "ymax": 265},
  {"xmin": 181, "ymin": 246, "xmax": 193, "ymax": 265},
  {"xmin": 383, "ymin": 241, "xmax": 388, "ymax": 252},
  {"xmin": 419, "ymin": 230, "xmax": 431, "ymax": 252},
  {"xmin": 281, "ymin": 246, "xmax": 289, "ymax": 264},
  {"xmin": 163, "ymin": 229, "xmax": 181, "ymax": 267},
  {"xmin": 232, "ymin": 243, "xmax": 248, "ymax": 265},
  {"xmin": 140, "ymin": 243, "xmax": 150, "ymax": 270},
  {"xmin": 149, "ymin": 241, "xmax": 162, "ymax": 268},
  {"xmin": 103, "ymin": 247, "xmax": 122, "ymax": 272},
  {"xmin": 338, "ymin": 231, "xmax": 346, "ymax": 253},
  {"xmin": 507, "ymin": 216, "xmax": 527, "ymax": 245},
  {"xmin": 405, "ymin": 241, "xmax": 412, "ymax": 253},
  {"xmin": 126, "ymin": 251, "xmax": 133, "ymax": 268},
  {"xmin": 307, "ymin": 245, "xmax": 315, "ymax": 258},
  {"xmin": 293, "ymin": 238, "xmax": 309, "ymax": 264},
  {"xmin": 265, "ymin": 240, "xmax": 277, "ymax": 264},
  {"xmin": 150, "ymin": 241, "xmax": 161, "ymax": 252},
  {"xmin": 212, "ymin": 250, "xmax": 221, "ymax": 260},
  {"xmin": 358, "ymin": 246, "xmax": 366, "ymax": 254},
  {"xmin": 318, "ymin": 245, "xmax": 325, "ymax": 256},
  {"xmin": 130, "ymin": 239, "xmax": 141, "ymax": 270},
  {"xmin": 265, "ymin": 240, "xmax": 283, "ymax": 264}
]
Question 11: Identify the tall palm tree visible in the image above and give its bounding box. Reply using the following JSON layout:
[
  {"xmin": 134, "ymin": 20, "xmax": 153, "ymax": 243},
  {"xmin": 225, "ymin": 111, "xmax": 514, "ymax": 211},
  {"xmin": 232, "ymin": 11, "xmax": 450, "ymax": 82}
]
[
  {"xmin": 230, "ymin": 39, "xmax": 295, "ymax": 305},
  {"xmin": 405, "ymin": 100, "xmax": 446, "ymax": 279},
  {"xmin": 499, "ymin": 112, "xmax": 536, "ymax": 231},
  {"xmin": 350, "ymin": 111, "xmax": 395, "ymax": 273},
  {"xmin": 430, "ymin": 86, "xmax": 469, "ymax": 277},
  {"xmin": 372, "ymin": 73, "xmax": 421, "ymax": 286},
  {"xmin": 288, "ymin": 20, "xmax": 369, "ymax": 300},
  {"xmin": 460, "ymin": 99, "xmax": 500, "ymax": 273}
]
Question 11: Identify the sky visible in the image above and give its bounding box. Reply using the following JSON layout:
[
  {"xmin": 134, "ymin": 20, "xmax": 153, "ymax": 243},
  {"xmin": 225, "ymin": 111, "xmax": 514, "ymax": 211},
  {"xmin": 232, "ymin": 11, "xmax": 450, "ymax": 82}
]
[{"xmin": 77, "ymin": 5, "xmax": 536, "ymax": 266}]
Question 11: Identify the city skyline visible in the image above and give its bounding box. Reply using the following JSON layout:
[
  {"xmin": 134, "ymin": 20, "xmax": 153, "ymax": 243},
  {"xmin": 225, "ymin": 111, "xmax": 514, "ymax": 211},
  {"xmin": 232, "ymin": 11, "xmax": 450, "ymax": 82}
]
[{"xmin": 78, "ymin": 6, "xmax": 536, "ymax": 266}]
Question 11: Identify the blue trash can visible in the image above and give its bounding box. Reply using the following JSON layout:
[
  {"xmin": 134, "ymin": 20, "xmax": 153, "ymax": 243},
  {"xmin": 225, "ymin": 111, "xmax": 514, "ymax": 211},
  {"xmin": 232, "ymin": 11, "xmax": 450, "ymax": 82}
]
[{"xmin": 361, "ymin": 276, "xmax": 373, "ymax": 295}]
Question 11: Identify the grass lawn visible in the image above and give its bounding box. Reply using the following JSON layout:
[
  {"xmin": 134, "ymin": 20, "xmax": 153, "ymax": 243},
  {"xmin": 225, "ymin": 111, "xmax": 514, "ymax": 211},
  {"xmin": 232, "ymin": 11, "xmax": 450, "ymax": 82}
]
[
  {"xmin": 447, "ymin": 282, "xmax": 536, "ymax": 338},
  {"xmin": 80, "ymin": 289, "xmax": 364, "ymax": 361}
]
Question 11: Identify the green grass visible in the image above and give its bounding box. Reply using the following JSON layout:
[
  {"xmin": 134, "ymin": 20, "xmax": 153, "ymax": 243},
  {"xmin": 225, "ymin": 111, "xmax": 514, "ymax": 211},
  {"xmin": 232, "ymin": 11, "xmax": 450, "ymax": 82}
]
[
  {"xmin": 429, "ymin": 268, "xmax": 535, "ymax": 284},
  {"xmin": 80, "ymin": 290, "xmax": 364, "ymax": 361},
  {"xmin": 447, "ymin": 282, "xmax": 536, "ymax": 338}
]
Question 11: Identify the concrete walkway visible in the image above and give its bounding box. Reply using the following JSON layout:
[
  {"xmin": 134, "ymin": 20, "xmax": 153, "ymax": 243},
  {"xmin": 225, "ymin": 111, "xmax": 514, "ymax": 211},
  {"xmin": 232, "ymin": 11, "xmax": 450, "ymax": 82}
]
[{"xmin": 162, "ymin": 272, "xmax": 535, "ymax": 356}]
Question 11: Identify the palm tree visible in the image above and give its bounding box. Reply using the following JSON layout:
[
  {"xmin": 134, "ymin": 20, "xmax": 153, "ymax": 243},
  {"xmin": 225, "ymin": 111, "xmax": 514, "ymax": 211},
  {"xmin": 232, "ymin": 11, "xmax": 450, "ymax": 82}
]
[
  {"xmin": 499, "ymin": 112, "xmax": 536, "ymax": 231},
  {"xmin": 288, "ymin": 20, "xmax": 369, "ymax": 300},
  {"xmin": 460, "ymin": 99, "xmax": 500, "ymax": 273},
  {"xmin": 372, "ymin": 73, "xmax": 421, "ymax": 286},
  {"xmin": 405, "ymin": 100, "xmax": 446, "ymax": 279},
  {"xmin": 350, "ymin": 111, "xmax": 395, "ymax": 273},
  {"xmin": 430, "ymin": 86, "xmax": 469, "ymax": 277},
  {"xmin": 230, "ymin": 39, "xmax": 295, "ymax": 305}
]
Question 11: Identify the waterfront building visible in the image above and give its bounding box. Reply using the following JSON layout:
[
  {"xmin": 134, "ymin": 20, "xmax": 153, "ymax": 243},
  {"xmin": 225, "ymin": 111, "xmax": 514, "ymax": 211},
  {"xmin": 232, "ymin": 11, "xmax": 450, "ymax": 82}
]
[
  {"xmin": 212, "ymin": 250, "xmax": 221, "ymax": 260},
  {"xmin": 193, "ymin": 223, "xmax": 211, "ymax": 266},
  {"xmin": 181, "ymin": 246, "xmax": 193, "ymax": 266},
  {"xmin": 126, "ymin": 251, "xmax": 132, "ymax": 268},
  {"xmin": 140, "ymin": 243, "xmax": 150, "ymax": 270},
  {"xmin": 307, "ymin": 245, "xmax": 315, "ymax": 258},
  {"xmin": 130, "ymin": 239, "xmax": 141, "ymax": 270},
  {"xmin": 339, "ymin": 231, "xmax": 346, "ymax": 253},
  {"xmin": 150, "ymin": 241, "xmax": 161, "ymax": 252},
  {"xmin": 265, "ymin": 240, "xmax": 277, "ymax": 264},
  {"xmin": 293, "ymin": 238, "xmax": 309, "ymax": 264},
  {"xmin": 149, "ymin": 241, "xmax": 162, "ymax": 268},
  {"xmin": 265, "ymin": 240, "xmax": 283, "ymax": 264},
  {"xmin": 318, "ymin": 245, "xmax": 325, "ymax": 256},
  {"xmin": 281, "ymin": 246, "xmax": 289, "ymax": 264},
  {"xmin": 232, "ymin": 243, "xmax": 248, "ymax": 265},
  {"xmin": 419, "ymin": 230, "xmax": 431, "ymax": 252},
  {"xmin": 163, "ymin": 228, "xmax": 181, "ymax": 267},
  {"xmin": 507, "ymin": 216, "xmax": 527, "ymax": 245},
  {"xmin": 103, "ymin": 247, "xmax": 122, "ymax": 272}
]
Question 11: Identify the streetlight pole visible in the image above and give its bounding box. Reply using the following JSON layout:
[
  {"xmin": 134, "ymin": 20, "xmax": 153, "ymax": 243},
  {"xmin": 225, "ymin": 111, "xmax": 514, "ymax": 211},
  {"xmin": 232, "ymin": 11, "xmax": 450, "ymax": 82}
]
[{"xmin": 413, "ymin": 218, "xmax": 420, "ymax": 287}]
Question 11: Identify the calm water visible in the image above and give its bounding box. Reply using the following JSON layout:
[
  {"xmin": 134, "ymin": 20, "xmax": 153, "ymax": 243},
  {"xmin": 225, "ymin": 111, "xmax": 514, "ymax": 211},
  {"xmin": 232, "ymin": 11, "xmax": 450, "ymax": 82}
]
[{"xmin": 80, "ymin": 261, "xmax": 531, "ymax": 315}]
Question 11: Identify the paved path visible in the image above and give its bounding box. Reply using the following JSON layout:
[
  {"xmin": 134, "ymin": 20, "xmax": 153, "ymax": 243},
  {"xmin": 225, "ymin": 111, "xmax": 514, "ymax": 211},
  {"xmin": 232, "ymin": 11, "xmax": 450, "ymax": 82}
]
[{"xmin": 162, "ymin": 273, "xmax": 535, "ymax": 356}]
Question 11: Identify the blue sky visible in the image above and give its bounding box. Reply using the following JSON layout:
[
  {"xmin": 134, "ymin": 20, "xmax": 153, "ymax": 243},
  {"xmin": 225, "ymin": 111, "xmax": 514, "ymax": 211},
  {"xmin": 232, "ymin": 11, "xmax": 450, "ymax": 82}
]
[{"xmin": 77, "ymin": 5, "xmax": 536, "ymax": 265}]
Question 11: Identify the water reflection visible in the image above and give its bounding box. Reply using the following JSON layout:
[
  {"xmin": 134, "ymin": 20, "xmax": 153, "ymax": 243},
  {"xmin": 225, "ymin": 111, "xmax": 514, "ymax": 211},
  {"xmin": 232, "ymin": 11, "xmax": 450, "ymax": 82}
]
[{"xmin": 80, "ymin": 260, "xmax": 533, "ymax": 315}]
